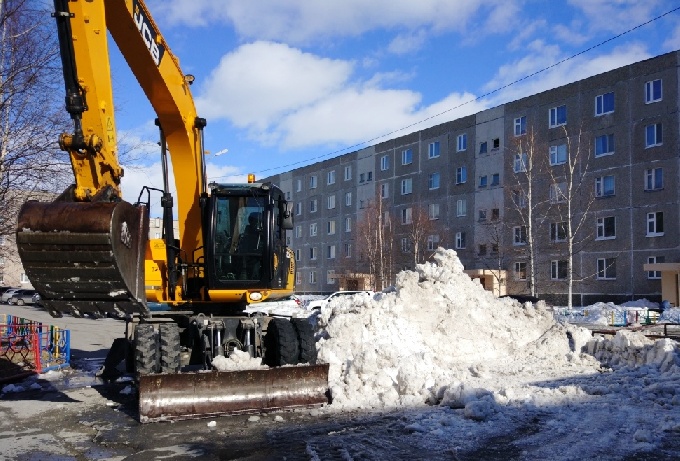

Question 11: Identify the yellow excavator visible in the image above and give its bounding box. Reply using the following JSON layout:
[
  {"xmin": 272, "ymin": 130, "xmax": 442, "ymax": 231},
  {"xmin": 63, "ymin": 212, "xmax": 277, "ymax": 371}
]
[{"xmin": 15, "ymin": 0, "xmax": 328, "ymax": 422}]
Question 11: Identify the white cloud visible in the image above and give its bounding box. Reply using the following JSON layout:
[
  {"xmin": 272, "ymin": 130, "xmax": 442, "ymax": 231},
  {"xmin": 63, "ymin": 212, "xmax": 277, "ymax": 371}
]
[
  {"xmin": 568, "ymin": 0, "xmax": 664, "ymax": 34},
  {"xmin": 388, "ymin": 29, "xmax": 428, "ymax": 55},
  {"xmin": 195, "ymin": 42, "xmax": 353, "ymax": 129},
  {"xmin": 483, "ymin": 42, "xmax": 652, "ymax": 107},
  {"xmin": 149, "ymin": 0, "xmax": 520, "ymax": 45},
  {"xmin": 662, "ymin": 23, "xmax": 680, "ymax": 51}
]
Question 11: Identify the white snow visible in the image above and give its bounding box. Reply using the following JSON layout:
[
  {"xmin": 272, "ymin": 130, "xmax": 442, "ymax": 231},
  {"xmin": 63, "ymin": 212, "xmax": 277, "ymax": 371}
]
[
  {"xmin": 311, "ymin": 248, "xmax": 680, "ymax": 458},
  {"xmin": 211, "ymin": 349, "xmax": 268, "ymax": 371}
]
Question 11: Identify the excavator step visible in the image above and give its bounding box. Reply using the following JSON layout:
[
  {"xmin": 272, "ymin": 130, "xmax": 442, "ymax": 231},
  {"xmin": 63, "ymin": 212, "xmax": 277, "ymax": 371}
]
[
  {"xmin": 138, "ymin": 364, "xmax": 330, "ymax": 423},
  {"xmin": 16, "ymin": 200, "xmax": 149, "ymax": 318}
]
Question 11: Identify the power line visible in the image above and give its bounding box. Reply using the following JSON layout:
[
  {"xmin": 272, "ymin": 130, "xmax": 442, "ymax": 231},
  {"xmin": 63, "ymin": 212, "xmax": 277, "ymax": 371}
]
[{"xmin": 213, "ymin": 5, "xmax": 680, "ymax": 180}]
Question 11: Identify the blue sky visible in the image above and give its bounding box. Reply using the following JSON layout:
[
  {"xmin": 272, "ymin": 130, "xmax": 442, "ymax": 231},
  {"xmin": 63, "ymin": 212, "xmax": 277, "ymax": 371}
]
[{"xmin": 108, "ymin": 0, "xmax": 680, "ymax": 216}]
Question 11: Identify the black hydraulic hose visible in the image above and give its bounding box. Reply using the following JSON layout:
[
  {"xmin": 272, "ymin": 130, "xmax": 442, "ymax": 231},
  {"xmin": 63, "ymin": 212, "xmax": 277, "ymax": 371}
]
[
  {"xmin": 52, "ymin": 0, "xmax": 86, "ymax": 133},
  {"xmin": 157, "ymin": 121, "xmax": 178, "ymax": 300}
]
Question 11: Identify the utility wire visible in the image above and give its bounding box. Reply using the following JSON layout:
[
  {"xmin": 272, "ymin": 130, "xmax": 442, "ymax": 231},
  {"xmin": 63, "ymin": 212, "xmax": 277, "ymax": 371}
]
[{"xmin": 213, "ymin": 5, "xmax": 680, "ymax": 179}]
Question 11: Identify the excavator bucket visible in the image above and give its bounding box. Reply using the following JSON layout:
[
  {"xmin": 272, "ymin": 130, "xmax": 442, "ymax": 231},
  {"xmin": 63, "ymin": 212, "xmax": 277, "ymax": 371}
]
[
  {"xmin": 15, "ymin": 200, "xmax": 149, "ymax": 319},
  {"xmin": 138, "ymin": 364, "xmax": 330, "ymax": 423}
]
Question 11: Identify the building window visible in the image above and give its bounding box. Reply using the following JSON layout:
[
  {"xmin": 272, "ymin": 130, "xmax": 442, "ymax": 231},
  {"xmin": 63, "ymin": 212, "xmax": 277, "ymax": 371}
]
[
  {"xmin": 514, "ymin": 116, "xmax": 526, "ymax": 136},
  {"xmin": 344, "ymin": 243, "xmax": 352, "ymax": 258},
  {"xmin": 310, "ymin": 199, "xmax": 318, "ymax": 213},
  {"xmin": 285, "ymin": 191, "xmax": 291, "ymax": 201},
  {"xmin": 645, "ymin": 123, "xmax": 662, "ymax": 147},
  {"xmin": 296, "ymin": 179, "xmax": 302, "ymax": 192},
  {"xmin": 550, "ymin": 221, "xmax": 567, "ymax": 242},
  {"xmin": 401, "ymin": 178, "xmax": 413, "ymax": 195},
  {"xmin": 595, "ymin": 134, "xmax": 615, "ymax": 157},
  {"xmin": 428, "ymin": 172, "xmax": 440, "ymax": 190},
  {"xmin": 309, "ymin": 175, "xmax": 317, "ymax": 189},
  {"xmin": 380, "ymin": 183, "xmax": 389, "ymax": 198},
  {"xmin": 512, "ymin": 189, "xmax": 527, "ymax": 208},
  {"xmin": 549, "ymin": 105, "xmax": 567, "ymax": 128},
  {"xmin": 327, "ymin": 195, "xmax": 336, "ymax": 209},
  {"xmin": 597, "ymin": 258, "xmax": 617, "ymax": 280},
  {"xmin": 310, "ymin": 247, "xmax": 317, "ymax": 260},
  {"xmin": 514, "ymin": 262, "xmax": 527, "ymax": 280},
  {"xmin": 595, "ymin": 92, "xmax": 614, "ymax": 116},
  {"xmin": 427, "ymin": 235, "xmax": 440, "ymax": 251},
  {"xmin": 295, "ymin": 202, "xmax": 302, "ymax": 216},
  {"xmin": 595, "ymin": 175, "xmax": 615, "ymax": 197},
  {"xmin": 513, "ymin": 226, "xmax": 527, "ymax": 245},
  {"xmin": 402, "ymin": 149, "xmax": 413, "ymax": 165},
  {"xmin": 401, "ymin": 207, "xmax": 412, "ymax": 224},
  {"xmin": 344, "ymin": 166, "xmax": 352, "ymax": 181},
  {"xmin": 367, "ymin": 171, "xmax": 373, "ymax": 181},
  {"xmin": 493, "ymin": 138, "xmax": 500, "ymax": 149},
  {"xmin": 359, "ymin": 173, "xmax": 365, "ymax": 183},
  {"xmin": 154, "ymin": 232, "xmax": 161, "ymax": 239},
  {"xmin": 327, "ymin": 245, "xmax": 336, "ymax": 259},
  {"xmin": 309, "ymin": 222, "xmax": 318, "ymax": 237},
  {"xmin": 295, "ymin": 272, "xmax": 301, "ymax": 285},
  {"xmin": 295, "ymin": 225, "xmax": 302, "ymax": 238},
  {"xmin": 455, "ymin": 232, "xmax": 466, "ymax": 249},
  {"xmin": 645, "ymin": 167, "xmax": 663, "ymax": 191},
  {"xmin": 456, "ymin": 199, "xmax": 466, "ymax": 217},
  {"xmin": 428, "ymin": 203, "xmax": 440, "ymax": 220},
  {"xmin": 295, "ymin": 249, "xmax": 301, "ymax": 261},
  {"xmin": 457, "ymin": 134, "xmax": 467, "ymax": 152},
  {"xmin": 645, "ymin": 79, "xmax": 662, "ymax": 103},
  {"xmin": 456, "ymin": 166, "xmax": 467, "ymax": 184},
  {"xmin": 648, "ymin": 256, "xmax": 664, "ymax": 279},
  {"xmin": 647, "ymin": 211, "xmax": 664, "ymax": 236},
  {"xmin": 381, "ymin": 155, "xmax": 390, "ymax": 171},
  {"xmin": 429, "ymin": 141, "xmax": 440, "ymax": 158},
  {"xmin": 550, "ymin": 144, "xmax": 567, "ymax": 165},
  {"xmin": 491, "ymin": 208, "xmax": 499, "ymax": 221},
  {"xmin": 479, "ymin": 142, "xmax": 488, "ymax": 154},
  {"xmin": 383, "ymin": 211, "xmax": 390, "ymax": 227},
  {"xmin": 345, "ymin": 217, "xmax": 351, "ymax": 232},
  {"xmin": 551, "ymin": 260, "xmax": 568, "ymax": 280},
  {"xmin": 550, "ymin": 183, "xmax": 567, "ymax": 203},
  {"xmin": 596, "ymin": 216, "xmax": 616, "ymax": 240},
  {"xmin": 327, "ymin": 220, "xmax": 336, "ymax": 235},
  {"xmin": 327, "ymin": 170, "xmax": 336, "ymax": 185},
  {"xmin": 309, "ymin": 271, "xmax": 317, "ymax": 284},
  {"xmin": 478, "ymin": 244, "xmax": 487, "ymax": 256},
  {"xmin": 479, "ymin": 175, "xmax": 488, "ymax": 188},
  {"xmin": 327, "ymin": 269, "xmax": 336, "ymax": 284},
  {"xmin": 490, "ymin": 173, "xmax": 500, "ymax": 186},
  {"xmin": 478, "ymin": 209, "xmax": 487, "ymax": 222},
  {"xmin": 513, "ymin": 153, "xmax": 527, "ymax": 173},
  {"xmin": 345, "ymin": 192, "xmax": 352, "ymax": 206},
  {"xmin": 401, "ymin": 238, "xmax": 410, "ymax": 253}
]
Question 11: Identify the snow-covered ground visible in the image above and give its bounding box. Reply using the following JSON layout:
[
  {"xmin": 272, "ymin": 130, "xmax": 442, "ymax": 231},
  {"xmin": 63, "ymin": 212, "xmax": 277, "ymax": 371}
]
[{"xmin": 2, "ymin": 248, "xmax": 679, "ymax": 459}]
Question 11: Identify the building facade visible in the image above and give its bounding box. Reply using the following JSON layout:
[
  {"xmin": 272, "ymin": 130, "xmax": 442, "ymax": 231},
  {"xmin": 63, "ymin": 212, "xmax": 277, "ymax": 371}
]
[{"xmin": 266, "ymin": 51, "xmax": 680, "ymax": 305}]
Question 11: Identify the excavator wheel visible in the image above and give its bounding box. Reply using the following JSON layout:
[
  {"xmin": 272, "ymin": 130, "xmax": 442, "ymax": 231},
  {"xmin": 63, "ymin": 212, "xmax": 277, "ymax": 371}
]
[
  {"xmin": 159, "ymin": 323, "xmax": 181, "ymax": 373},
  {"xmin": 134, "ymin": 324, "xmax": 158, "ymax": 376},
  {"xmin": 264, "ymin": 318, "xmax": 299, "ymax": 367},
  {"xmin": 292, "ymin": 318, "xmax": 317, "ymax": 364}
]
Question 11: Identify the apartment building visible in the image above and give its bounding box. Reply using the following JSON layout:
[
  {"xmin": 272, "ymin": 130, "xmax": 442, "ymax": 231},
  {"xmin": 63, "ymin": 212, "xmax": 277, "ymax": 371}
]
[{"xmin": 266, "ymin": 51, "xmax": 680, "ymax": 304}]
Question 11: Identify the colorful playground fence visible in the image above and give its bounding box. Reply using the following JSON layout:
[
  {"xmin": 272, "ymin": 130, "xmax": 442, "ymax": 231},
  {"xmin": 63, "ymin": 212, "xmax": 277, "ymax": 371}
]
[{"xmin": 0, "ymin": 315, "xmax": 70, "ymax": 380}]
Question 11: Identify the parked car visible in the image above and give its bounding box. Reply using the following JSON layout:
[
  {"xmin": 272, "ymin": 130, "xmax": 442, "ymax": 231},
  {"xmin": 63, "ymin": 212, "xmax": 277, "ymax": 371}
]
[
  {"xmin": 306, "ymin": 291, "xmax": 375, "ymax": 310},
  {"xmin": 8, "ymin": 289, "xmax": 37, "ymax": 306},
  {"xmin": 0, "ymin": 288, "xmax": 21, "ymax": 304}
]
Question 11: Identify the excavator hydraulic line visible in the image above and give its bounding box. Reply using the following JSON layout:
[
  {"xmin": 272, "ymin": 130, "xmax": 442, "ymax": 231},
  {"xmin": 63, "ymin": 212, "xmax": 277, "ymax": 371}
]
[
  {"xmin": 16, "ymin": 200, "xmax": 149, "ymax": 318},
  {"xmin": 138, "ymin": 364, "xmax": 330, "ymax": 423}
]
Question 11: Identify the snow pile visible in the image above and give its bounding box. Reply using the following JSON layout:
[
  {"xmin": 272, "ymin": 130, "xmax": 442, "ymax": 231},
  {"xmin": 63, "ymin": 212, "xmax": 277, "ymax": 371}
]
[
  {"xmin": 586, "ymin": 330, "xmax": 679, "ymax": 371},
  {"xmin": 212, "ymin": 349, "xmax": 268, "ymax": 371},
  {"xmin": 554, "ymin": 300, "xmax": 661, "ymax": 326},
  {"xmin": 316, "ymin": 248, "xmax": 596, "ymax": 412}
]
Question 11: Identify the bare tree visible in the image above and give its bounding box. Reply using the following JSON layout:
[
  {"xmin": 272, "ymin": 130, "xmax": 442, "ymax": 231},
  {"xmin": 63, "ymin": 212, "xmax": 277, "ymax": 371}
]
[
  {"xmin": 0, "ymin": 0, "xmax": 71, "ymax": 262},
  {"xmin": 354, "ymin": 191, "xmax": 395, "ymax": 290},
  {"xmin": 398, "ymin": 204, "xmax": 446, "ymax": 270},
  {"xmin": 545, "ymin": 125, "xmax": 596, "ymax": 308}
]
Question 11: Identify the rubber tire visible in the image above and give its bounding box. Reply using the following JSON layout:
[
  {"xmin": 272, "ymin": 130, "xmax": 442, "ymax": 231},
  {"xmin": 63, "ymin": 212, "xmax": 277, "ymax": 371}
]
[
  {"xmin": 134, "ymin": 323, "xmax": 158, "ymax": 376},
  {"xmin": 292, "ymin": 318, "xmax": 317, "ymax": 364},
  {"xmin": 16, "ymin": 299, "xmax": 24, "ymax": 306},
  {"xmin": 159, "ymin": 323, "xmax": 181, "ymax": 373},
  {"xmin": 264, "ymin": 318, "xmax": 299, "ymax": 367}
]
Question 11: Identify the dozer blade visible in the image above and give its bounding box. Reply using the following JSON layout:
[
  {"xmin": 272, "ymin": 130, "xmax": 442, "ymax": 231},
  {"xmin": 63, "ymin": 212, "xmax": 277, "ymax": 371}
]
[
  {"xmin": 16, "ymin": 200, "xmax": 149, "ymax": 319},
  {"xmin": 138, "ymin": 364, "xmax": 330, "ymax": 423}
]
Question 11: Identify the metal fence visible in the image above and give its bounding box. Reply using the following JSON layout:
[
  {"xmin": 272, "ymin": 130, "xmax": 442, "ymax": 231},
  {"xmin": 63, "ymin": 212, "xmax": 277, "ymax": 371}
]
[{"xmin": 0, "ymin": 315, "xmax": 70, "ymax": 381}]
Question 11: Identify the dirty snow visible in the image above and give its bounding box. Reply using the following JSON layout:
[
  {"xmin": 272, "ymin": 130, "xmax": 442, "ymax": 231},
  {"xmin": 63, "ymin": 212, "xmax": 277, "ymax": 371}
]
[{"xmin": 312, "ymin": 248, "xmax": 680, "ymax": 458}]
